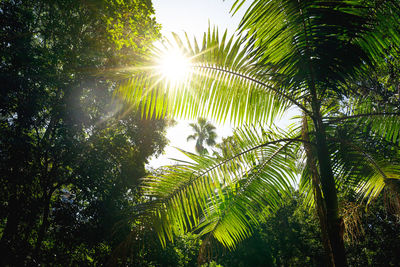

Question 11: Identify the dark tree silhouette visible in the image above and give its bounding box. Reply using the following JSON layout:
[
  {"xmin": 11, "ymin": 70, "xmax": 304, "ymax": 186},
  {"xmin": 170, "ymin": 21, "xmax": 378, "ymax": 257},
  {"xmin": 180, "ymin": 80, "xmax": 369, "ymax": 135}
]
[{"xmin": 187, "ymin": 118, "xmax": 217, "ymax": 155}]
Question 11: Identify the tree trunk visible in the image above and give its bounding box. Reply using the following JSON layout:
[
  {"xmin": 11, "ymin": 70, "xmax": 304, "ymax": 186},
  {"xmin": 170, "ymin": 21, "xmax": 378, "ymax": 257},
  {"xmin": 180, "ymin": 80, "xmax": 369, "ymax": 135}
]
[
  {"xmin": 310, "ymin": 101, "xmax": 347, "ymax": 267},
  {"xmin": 302, "ymin": 114, "xmax": 334, "ymax": 266},
  {"xmin": 33, "ymin": 190, "xmax": 53, "ymax": 261},
  {"xmin": 0, "ymin": 197, "xmax": 23, "ymax": 266}
]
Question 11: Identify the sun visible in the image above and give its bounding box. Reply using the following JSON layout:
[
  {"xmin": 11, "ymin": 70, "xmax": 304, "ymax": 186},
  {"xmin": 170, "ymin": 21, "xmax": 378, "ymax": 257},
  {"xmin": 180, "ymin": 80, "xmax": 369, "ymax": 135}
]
[{"xmin": 158, "ymin": 48, "xmax": 190, "ymax": 83}]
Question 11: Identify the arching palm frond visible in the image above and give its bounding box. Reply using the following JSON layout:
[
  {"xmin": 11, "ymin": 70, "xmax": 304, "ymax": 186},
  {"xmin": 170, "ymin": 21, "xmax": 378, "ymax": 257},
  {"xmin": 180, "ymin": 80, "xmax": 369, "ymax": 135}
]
[
  {"xmin": 140, "ymin": 125, "xmax": 303, "ymax": 248},
  {"xmin": 116, "ymin": 28, "xmax": 300, "ymax": 125},
  {"xmin": 326, "ymin": 122, "xmax": 400, "ymax": 208},
  {"xmin": 186, "ymin": 134, "xmax": 198, "ymax": 142},
  {"xmin": 356, "ymin": 163, "xmax": 400, "ymax": 208},
  {"xmin": 298, "ymin": 102, "xmax": 400, "ymax": 208},
  {"xmin": 326, "ymin": 98, "xmax": 400, "ymax": 145},
  {"xmin": 236, "ymin": 0, "xmax": 400, "ymax": 96}
]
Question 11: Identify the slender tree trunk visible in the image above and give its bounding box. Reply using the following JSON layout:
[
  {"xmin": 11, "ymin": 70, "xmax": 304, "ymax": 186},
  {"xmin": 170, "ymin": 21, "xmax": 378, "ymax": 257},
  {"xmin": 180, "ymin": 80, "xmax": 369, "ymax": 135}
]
[
  {"xmin": 33, "ymin": 190, "xmax": 53, "ymax": 261},
  {"xmin": 0, "ymin": 197, "xmax": 21, "ymax": 266},
  {"xmin": 302, "ymin": 114, "xmax": 334, "ymax": 266},
  {"xmin": 297, "ymin": 0, "xmax": 347, "ymax": 261},
  {"xmin": 310, "ymin": 98, "xmax": 347, "ymax": 267},
  {"xmin": 0, "ymin": 199, "xmax": 19, "ymax": 243}
]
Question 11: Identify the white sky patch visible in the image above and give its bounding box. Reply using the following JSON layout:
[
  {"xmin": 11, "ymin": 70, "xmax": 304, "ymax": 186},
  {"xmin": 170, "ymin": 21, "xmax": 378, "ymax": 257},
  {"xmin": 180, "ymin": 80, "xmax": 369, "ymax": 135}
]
[{"xmin": 153, "ymin": 0, "xmax": 250, "ymax": 40}]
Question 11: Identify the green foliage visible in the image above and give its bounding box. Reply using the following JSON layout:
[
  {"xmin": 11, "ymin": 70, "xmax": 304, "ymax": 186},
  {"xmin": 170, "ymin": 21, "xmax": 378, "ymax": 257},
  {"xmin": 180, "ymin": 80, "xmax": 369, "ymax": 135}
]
[
  {"xmin": 208, "ymin": 193, "xmax": 400, "ymax": 267},
  {"xmin": 116, "ymin": 28, "xmax": 288, "ymax": 125},
  {"xmin": 103, "ymin": 0, "xmax": 161, "ymax": 52},
  {"xmin": 3, "ymin": 0, "xmax": 400, "ymax": 265},
  {"xmin": 345, "ymin": 197, "xmax": 400, "ymax": 266},
  {"xmin": 108, "ymin": 225, "xmax": 201, "ymax": 267},
  {"xmin": 215, "ymin": 193, "xmax": 325, "ymax": 267},
  {"xmin": 201, "ymin": 261, "xmax": 223, "ymax": 267},
  {"xmin": 141, "ymin": 125, "xmax": 298, "ymax": 249},
  {"xmin": 0, "ymin": 0, "xmax": 166, "ymax": 265}
]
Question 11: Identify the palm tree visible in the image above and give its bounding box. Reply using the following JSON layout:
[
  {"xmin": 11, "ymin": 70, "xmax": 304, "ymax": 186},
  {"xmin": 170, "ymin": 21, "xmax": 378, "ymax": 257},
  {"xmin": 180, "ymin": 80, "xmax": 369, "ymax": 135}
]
[
  {"xmin": 117, "ymin": 1, "xmax": 400, "ymax": 265},
  {"xmin": 187, "ymin": 118, "xmax": 217, "ymax": 155}
]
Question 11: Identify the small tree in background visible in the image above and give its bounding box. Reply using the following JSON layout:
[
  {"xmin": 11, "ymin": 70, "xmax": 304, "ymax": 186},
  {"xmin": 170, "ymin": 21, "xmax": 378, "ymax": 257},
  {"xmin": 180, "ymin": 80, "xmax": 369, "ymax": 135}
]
[{"xmin": 187, "ymin": 118, "xmax": 217, "ymax": 155}]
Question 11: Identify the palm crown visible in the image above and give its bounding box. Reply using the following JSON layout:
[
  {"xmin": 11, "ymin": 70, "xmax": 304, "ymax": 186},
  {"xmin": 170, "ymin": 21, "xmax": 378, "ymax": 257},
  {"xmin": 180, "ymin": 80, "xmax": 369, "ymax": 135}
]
[
  {"xmin": 187, "ymin": 118, "xmax": 217, "ymax": 155},
  {"xmin": 116, "ymin": 0, "xmax": 400, "ymax": 266}
]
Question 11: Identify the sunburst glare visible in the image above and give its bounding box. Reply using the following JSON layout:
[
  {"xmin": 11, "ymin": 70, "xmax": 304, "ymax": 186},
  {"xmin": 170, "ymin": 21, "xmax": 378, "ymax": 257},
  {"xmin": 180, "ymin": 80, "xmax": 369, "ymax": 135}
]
[{"xmin": 158, "ymin": 48, "xmax": 190, "ymax": 83}]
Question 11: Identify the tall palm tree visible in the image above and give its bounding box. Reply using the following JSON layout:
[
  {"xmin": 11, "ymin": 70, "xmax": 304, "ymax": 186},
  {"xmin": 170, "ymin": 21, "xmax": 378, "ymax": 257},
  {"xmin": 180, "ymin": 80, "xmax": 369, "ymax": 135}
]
[
  {"xmin": 117, "ymin": 1, "xmax": 400, "ymax": 265},
  {"xmin": 187, "ymin": 118, "xmax": 217, "ymax": 155}
]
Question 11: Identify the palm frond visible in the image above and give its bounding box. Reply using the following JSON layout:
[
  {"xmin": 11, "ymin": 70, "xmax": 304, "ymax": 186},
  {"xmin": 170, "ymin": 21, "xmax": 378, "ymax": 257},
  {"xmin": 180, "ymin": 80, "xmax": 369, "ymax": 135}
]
[
  {"xmin": 356, "ymin": 162, "xmax": 400, "ymax": 205},
  {"xmin": 115, "ymin": 28, "xmax": 302, "ymax": 125},
  {"xmin": 186, "ymin": 134, "xmax": 197, "ymax": 142},
  {"xmin": 235, "ymin": 0, "xmax": 400, "ymax": 96},
  {"xmin": 327, "ymin": 98, "xmax": 400, "ymax": 144},
  {"xmin": 140, "ymin": 125, "xmax": 302, "ymax": 248},
  {"xmin": 327, "ymin": 125, "xmax": 400, "ymax": 207}
]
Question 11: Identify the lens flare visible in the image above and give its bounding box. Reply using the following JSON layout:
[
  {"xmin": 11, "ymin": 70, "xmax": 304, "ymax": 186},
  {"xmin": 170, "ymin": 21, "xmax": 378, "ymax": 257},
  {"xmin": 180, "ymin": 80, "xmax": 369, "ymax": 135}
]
[{"xmin": 159, "ymin": 48, "xmax": 190, "ymax": 83}]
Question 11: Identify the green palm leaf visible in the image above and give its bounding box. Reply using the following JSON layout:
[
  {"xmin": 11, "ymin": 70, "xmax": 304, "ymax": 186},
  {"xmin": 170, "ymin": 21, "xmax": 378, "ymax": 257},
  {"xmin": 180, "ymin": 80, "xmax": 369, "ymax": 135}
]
[
  {"xmin": 141, "ymin": 125, "xmax": 302, "ymax": 248},
  {"xmin": 237, "ymin": 0, "xmax": 400, "ymax": 95},
  {"xmin": 115, "ymin": 28, "xmax": 301, "ymax": 125},
  {"xmin": 327, "ymin": 123, "xmax": 400, "ymax": 206},
  {"xmin": 325, "ymin": 97, "xmax": 400, "ymax": 144}
]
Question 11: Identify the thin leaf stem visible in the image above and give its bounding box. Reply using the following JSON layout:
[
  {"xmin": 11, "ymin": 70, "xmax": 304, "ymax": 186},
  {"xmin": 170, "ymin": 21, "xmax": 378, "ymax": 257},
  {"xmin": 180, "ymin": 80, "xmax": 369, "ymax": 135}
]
[
  {"xmin": 199, "ymin": 139, "xmax": 295, "ymax": 246},
  {"xmin": 330, "ymin": 137, "xmax": 388, "ymax": 180},
  {"xmin": 157, "ymin": 136, "xmax": 309, "ymax": 205},
  {"xmin": 193, "ymin": 65, "xmax": 312, "ymax": 116},
  {"xmin": 327, "ymin": 112, "xmax": 400, "ymax": 124},
  {"xmin": 192, "ymin": 137, "xmax": 309, "ymax": 182}
]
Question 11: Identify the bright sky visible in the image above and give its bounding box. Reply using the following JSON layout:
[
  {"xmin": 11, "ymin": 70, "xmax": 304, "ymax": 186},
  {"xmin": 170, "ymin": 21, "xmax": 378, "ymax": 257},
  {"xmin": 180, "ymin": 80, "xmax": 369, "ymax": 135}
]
[
  {"xmin": 153, "ymin": 0, "xmax": 248, "ymax": 38},
  {"xmin": 148, "ymin": 0, "xmax": 251, "ymax": 168}
]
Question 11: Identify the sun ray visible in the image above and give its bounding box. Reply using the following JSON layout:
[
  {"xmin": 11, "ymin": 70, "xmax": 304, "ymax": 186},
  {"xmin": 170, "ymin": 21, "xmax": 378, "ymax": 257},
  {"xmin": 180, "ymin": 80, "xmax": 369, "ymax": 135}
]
[{"xmin": 158, "ymin": 47, "xmax": 191, "ymax": 85}]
